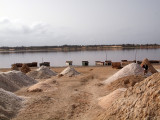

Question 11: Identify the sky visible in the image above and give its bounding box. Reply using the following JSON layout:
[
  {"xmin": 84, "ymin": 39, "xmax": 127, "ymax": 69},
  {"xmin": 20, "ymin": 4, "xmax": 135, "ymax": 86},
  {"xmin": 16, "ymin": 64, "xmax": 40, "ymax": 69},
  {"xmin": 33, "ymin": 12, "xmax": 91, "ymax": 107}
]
[{"xmin": 0, "ymin": 0, "xmax": 160, "ymax": 46}]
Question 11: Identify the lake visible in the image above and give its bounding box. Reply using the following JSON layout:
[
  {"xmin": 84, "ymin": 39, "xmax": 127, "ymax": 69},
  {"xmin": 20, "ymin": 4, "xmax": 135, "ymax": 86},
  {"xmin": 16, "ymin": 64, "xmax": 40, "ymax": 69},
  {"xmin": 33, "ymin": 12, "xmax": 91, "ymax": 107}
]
[{"xmin": 0, "ymin": 48, "xmax": 160, "ymax": 68}]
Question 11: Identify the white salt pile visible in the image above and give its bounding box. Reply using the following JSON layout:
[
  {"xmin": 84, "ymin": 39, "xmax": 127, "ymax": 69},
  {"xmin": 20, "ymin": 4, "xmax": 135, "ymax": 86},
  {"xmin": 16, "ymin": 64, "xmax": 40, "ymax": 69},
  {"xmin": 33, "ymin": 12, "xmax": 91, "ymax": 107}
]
[
  {"xmin": 60, "ymin": 66, "xmax": 80, "ymax": 76},
  {"xmin": 27, "ymin": 66, "xmax": 57, "ymax": 79},
  {"xmin": 104, "ymin": 63, "xmax": 152, "ymax": 84},
  {"xmin": 98, "ymin": 88, "xmax": 127, "ymax": 109},
  {"xmin": 36, "ymin": 66, "xmax": 55, "ymax": 75},
  {"xmin": 0, "ymin": 88, "xmax": 24, "ymax": 120},
  {"xmin": 0, "ymin": 70, "xmax": 37, "ymax": 92}
]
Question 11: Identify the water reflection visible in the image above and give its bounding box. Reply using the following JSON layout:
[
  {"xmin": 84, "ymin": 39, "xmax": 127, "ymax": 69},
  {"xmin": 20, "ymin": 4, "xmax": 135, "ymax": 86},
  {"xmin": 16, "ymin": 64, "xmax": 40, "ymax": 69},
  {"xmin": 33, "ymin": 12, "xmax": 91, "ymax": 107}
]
[{"xmin": 0, "ymin": 49, "xmax": 159, "ymax": 68}]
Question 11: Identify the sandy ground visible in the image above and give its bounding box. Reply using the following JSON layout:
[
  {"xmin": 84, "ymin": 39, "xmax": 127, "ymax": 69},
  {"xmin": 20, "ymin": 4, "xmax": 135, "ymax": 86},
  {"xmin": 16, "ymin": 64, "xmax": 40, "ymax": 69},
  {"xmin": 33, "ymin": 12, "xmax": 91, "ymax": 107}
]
[{"xmin": 0, "ymin": 64, "xmax": 160, "ymax": 120}]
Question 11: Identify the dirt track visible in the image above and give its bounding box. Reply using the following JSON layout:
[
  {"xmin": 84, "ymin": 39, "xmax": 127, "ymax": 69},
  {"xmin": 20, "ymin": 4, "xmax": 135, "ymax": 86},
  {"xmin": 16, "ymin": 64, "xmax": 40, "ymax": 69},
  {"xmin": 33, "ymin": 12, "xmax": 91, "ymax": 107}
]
[{"xmin": 10, "ymin": 66, "xmax": 117, "ymax": 120}]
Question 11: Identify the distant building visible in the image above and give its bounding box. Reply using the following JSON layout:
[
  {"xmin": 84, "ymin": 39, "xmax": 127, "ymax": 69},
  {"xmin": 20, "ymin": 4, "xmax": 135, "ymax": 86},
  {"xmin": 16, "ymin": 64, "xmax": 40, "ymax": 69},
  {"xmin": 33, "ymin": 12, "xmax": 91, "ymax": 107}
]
[
  {"xmin": 66, "ymin": 61, "xmax": 73, "ymax": 66},
  {"xmin": 105, "ymin": 60, "xmax": 112, "ymax": 66},
  {"xmin": 82, "ymin": 61, "xmax": 89, "ymax": 66},
  {"xmin": 95, "ymin": 61, "xmax": 104, "ymax": 66},
  {"xmin": 39, "ymin": 62, "xmax": 50, "ymax": 67}
]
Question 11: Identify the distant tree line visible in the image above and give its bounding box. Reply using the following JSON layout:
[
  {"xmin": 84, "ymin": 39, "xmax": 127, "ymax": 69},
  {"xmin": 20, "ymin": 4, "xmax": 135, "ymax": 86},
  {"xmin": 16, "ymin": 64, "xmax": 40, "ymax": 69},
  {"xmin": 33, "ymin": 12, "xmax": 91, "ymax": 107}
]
[{"xmin": 0, "ymin": 44, "xmax": 159, "ymax": 51}]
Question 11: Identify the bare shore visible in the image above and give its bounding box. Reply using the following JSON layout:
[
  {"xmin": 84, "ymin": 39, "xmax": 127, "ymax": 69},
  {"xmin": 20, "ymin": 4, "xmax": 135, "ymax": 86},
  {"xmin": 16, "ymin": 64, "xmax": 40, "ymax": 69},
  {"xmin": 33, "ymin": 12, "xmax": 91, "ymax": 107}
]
[{"xmin": 0, "ymin": 64, "xmax": 160, "ymax": 120}]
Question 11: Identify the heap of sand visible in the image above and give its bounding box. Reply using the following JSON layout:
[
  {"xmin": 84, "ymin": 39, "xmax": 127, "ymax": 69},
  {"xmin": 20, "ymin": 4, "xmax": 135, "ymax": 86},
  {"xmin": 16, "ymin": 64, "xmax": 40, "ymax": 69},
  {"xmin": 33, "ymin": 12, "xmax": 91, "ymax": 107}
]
[
  {"xmin": 60, "ymin": 66, "xmax": 80, "ymax": 76},
  {"xmin": 105, "ymin": 75, "xmax": 145, "ymax": 92},
  {"xmin": 104, "ymin": 63, "xmax": 152, "ymax": 84},
  {"xmin": 27, "ymin": 66, "xmax": 57, "ymax": 79},
  {"xmin": 27, "ymin": 79, "xmax": 57, "ymax": 92},
  {"xmin": 98, "ymin": 72, "xmax": 160, "ymax": 120},
  {"xmin": 0, "ymin": 88, "xmax": 24, "ymax": 120},
  {"xmin": 98, "ymin": 88, "xmax": 127, "ymax": 109},
  {"xmin": 0, "ymin": 70, "xmax": 37, "ymax": 92}
]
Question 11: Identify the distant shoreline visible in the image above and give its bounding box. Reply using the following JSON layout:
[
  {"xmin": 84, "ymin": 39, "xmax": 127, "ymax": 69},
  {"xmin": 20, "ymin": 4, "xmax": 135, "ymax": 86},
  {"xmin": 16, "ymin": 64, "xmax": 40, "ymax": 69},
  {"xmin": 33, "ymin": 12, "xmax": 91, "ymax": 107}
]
[{"xmin": 0, "ymin": 44, "xmax": 160, "ymax": 53}]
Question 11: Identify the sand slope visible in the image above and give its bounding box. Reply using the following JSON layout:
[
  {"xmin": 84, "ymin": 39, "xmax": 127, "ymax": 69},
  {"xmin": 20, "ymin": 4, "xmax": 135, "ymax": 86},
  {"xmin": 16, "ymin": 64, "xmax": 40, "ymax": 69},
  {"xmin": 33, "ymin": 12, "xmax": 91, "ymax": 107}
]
[
  {"xmin": 0, "ymin": 88, "xmax": 24, "ymax": 120},
  {"xmin": 98, "ymin": 72, "xmax": 160, "ymax": 120},
  {"xmin": 98, "ymin": 88, "xmax": 127, "ymax": 109},
  {"xmin": 0, "ymin": 71, "xmax": 37, "ymax": 92}
]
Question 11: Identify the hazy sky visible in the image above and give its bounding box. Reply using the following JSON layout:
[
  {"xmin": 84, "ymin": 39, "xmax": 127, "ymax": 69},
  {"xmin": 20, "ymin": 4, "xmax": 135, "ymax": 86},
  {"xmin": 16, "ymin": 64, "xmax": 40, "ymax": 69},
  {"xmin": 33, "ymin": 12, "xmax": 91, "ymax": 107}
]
[{"xmin": 0, "ymin": 0, "xmax": 160, "ymax": 46}]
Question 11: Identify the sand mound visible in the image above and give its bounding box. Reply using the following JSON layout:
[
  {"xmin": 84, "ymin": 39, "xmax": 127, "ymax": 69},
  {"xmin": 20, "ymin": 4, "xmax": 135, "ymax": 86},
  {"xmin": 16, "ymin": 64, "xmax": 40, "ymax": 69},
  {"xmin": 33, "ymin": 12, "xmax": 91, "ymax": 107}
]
[
  {"xmin": 0, "ymin": 71, "xmax": 37, "ymax": 92},
  {"xmin": 20, "ymin": 64, "xmax": 31, "ymax": 73},
  {"xmin": 104, "ymin": 63, "xmax": 151, "ymax": 84},
  {"xmin": 27, "ymin": 66, "xmax": 57, "ymax": 79},
  {"xmin": 60, "ymin": 66, "xmax": 80, "ymax": 76},
  {"xmin": 98, "ymin": 88, "xmax": 126, "ymax": 109},
  {"xmin": 105, "ymin": 75, "xmax": 145, "ymax": 92},
  {"xmin": 27, "ymin": 79, "xmax": 57, "ymax": 92},
  {"xmin": 99, "ymin": 72, "xmax": 160, "ymax": 120},
  {"xmin": 27, "ymin": 82, "xmax": 51, "ymax": 92},
  {"xmin": 141, "ymin": 58, "xmax": 158, "ymax": 74},
  {"xmin": 0, "ymin": 88, "xmax": 24, "ymax": 120}
]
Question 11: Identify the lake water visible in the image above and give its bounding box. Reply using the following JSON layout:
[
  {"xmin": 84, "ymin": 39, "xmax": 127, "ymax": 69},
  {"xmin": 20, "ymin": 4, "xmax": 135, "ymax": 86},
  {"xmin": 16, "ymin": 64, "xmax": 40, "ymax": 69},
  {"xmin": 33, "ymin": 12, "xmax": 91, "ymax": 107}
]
[{"xmin": 0, "ymin": 49, "xmax": 160, "ymax": 68}]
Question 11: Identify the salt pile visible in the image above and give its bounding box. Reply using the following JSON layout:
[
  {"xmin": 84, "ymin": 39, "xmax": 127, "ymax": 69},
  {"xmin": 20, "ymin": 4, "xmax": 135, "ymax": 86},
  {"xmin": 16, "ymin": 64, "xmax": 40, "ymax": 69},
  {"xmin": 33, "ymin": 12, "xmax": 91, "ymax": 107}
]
[
  {"xmin": 0, "ymin": 88, "xmax": 24, "ymax": 120},
  {"xmin": 27, "ymin": 66, "xmax": 57, "ymax": 79},
  {"xmin": 0, "ymin": 70, "xmax": 37, "ymax": 92},
  {"xmin": 60, "ymin": 66, "xmax": 80, "ymax": 76},
  {"xmin": 104, "ymin": 63, "xmax": 152, "ymax": 84},
  {"xmin": 37, "ymin": 66, "xmax": 57, "ymax": 76},
  {"xmin": 98, "ymin": 88, "xmax": 127, "ymax": 109}
]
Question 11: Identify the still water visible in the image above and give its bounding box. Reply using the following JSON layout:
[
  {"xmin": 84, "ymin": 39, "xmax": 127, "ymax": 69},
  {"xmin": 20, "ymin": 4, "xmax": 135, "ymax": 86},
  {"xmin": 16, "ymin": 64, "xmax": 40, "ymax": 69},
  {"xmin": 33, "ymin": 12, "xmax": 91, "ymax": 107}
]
[{"xmin": 0, "ymin": 49, "xmax": 160, "ymax": 68}]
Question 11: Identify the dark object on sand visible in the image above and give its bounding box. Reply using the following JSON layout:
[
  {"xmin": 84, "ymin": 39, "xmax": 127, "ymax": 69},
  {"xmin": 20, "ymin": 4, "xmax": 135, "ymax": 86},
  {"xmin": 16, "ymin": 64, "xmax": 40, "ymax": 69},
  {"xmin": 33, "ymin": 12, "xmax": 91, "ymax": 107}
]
[
  {"xmin": 20, "ymin": 64, "xmax": 31, "ymax": 73},
  {"xmin": 39, "ymin": 62, "xmax": 50, "ymax": 67}
]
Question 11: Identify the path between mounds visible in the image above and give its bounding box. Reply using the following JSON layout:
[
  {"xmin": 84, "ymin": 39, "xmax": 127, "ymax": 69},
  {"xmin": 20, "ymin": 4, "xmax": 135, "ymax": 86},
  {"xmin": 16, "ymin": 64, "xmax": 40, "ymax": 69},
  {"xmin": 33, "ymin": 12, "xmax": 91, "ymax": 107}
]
[{"xmin": 12, "ymin": 73, "xmax": 107, "ymax": 120}]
